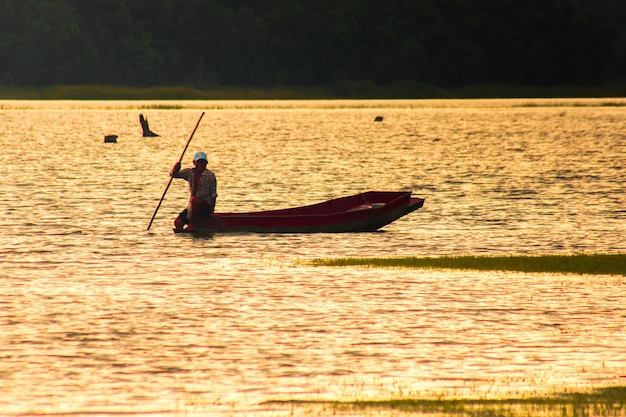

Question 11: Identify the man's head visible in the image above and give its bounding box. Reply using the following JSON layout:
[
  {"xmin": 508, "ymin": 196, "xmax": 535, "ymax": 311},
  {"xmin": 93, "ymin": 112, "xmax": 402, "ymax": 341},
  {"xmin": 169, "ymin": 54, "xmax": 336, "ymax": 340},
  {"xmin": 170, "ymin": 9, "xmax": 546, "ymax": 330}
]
[
  {"xmin": 193, "ymin": 151, "xmax": 208, "ymax": 171},
  {"xmin": 193, "ymin": 151, "xmax": 208, "ymax": 163}
]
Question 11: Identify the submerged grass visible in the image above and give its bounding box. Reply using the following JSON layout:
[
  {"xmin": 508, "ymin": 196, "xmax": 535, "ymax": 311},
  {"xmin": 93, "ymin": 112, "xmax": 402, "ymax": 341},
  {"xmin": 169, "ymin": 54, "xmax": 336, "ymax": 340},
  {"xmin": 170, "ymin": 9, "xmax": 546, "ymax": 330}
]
[
  {"xmin": 308, "ymin": 253, "xmax": 626, "ymax": 275},
  {"xmin": 267, "ymin": 386, "xmax": 626, "ymax": 416}
]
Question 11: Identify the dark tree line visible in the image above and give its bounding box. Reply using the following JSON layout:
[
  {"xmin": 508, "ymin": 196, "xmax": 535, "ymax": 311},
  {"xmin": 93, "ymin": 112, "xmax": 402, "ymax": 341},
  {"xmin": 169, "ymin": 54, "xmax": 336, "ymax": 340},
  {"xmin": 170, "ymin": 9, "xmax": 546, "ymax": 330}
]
[{"xmin": 0, "ymin": 0, "xmax": 624, "ymax": 89}]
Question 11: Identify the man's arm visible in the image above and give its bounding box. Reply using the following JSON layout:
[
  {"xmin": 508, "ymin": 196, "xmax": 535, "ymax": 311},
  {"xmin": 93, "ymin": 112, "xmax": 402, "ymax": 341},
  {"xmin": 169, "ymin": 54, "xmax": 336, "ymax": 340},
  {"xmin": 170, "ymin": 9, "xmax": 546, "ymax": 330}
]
[{"xmin": 171, "ymin": 163, "xmax": 192, "ymax": 179}]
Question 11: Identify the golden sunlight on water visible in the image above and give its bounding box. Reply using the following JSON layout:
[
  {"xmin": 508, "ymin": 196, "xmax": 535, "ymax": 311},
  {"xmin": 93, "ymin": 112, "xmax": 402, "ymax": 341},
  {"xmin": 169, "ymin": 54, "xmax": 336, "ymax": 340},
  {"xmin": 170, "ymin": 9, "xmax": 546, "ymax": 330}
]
[{"xmin": 0, "ymin": 99, "xmax": 625, "ymax": 415}]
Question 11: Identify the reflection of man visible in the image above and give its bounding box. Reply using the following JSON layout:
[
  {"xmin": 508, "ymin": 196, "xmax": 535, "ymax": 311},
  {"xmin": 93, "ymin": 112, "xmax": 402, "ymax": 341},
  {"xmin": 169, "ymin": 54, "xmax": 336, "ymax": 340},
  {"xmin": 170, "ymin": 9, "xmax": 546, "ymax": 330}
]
[{"xmin": 170, "ymin": 151, "xmax": 217, "ymax": 231}]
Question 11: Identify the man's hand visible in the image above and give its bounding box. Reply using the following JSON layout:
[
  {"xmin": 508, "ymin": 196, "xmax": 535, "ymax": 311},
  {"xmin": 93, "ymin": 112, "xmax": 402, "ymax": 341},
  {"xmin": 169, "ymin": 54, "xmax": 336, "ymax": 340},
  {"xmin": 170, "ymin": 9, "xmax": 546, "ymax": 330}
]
[{"xmin": 170, "ymin": 162, "xmax": 181, "ymax": 176}]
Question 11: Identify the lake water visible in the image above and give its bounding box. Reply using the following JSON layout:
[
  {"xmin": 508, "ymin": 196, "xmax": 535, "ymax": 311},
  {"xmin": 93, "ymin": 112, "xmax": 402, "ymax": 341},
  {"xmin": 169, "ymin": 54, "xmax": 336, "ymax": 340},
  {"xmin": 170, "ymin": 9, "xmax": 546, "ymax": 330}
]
[{"xmin": 1, "ymin": 99, "xmax": 625, "ymax": 416}]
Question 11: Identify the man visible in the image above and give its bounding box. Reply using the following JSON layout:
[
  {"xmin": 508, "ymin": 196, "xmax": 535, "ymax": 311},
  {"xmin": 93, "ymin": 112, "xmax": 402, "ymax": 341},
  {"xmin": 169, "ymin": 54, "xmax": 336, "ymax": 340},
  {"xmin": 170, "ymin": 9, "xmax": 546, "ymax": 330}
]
[{"xmin": 170, "ymin": 151, "xmax": 217, "ymax": 230}]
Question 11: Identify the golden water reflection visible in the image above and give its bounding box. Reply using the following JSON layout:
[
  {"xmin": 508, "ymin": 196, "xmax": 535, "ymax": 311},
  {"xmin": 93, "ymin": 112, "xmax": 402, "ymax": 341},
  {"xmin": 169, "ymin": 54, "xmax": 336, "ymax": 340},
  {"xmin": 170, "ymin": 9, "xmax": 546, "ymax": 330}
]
[{"xmin": 0, "ymin": 99, "xmax": 624, "ymax": 415}]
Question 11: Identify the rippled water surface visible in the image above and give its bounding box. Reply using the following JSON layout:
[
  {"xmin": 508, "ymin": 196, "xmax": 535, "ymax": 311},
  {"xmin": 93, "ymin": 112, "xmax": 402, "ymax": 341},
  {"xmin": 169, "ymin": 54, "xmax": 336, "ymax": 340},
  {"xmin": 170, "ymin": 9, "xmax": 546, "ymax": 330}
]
[{"xmin": 1, "ymin": 99, "xmax": 625, "ymax": 416}]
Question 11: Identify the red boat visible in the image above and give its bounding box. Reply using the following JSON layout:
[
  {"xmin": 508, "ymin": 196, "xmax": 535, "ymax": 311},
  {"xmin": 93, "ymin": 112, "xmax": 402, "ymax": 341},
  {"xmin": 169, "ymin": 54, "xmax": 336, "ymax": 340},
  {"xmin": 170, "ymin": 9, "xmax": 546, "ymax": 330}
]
[{"xmin": 174, "ymin": 191, "xmax": 424, "ymax": 234}]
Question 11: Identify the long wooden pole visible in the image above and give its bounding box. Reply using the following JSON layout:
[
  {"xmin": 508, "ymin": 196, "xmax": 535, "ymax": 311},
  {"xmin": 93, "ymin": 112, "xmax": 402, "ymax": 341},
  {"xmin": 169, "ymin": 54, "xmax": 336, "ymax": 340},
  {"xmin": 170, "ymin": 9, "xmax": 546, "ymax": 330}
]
[{"xmin": 147, "ymin": 112, "xmax": 205, "ymax": 231}]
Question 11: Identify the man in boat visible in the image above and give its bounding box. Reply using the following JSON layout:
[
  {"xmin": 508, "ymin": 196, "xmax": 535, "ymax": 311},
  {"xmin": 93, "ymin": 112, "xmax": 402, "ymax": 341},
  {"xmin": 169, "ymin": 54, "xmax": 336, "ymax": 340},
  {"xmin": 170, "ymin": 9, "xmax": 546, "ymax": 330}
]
[{"xmin": 170, "ymin": 151, "xmax": 217, "ymax": 231}]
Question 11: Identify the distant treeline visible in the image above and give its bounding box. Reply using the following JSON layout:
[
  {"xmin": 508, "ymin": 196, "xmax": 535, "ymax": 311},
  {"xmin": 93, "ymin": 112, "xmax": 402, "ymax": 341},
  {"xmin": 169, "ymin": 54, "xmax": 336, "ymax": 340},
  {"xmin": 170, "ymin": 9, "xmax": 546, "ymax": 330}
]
[{"xmin": 1, "ymin": 0, "xmax": 624, "ymax": 91}]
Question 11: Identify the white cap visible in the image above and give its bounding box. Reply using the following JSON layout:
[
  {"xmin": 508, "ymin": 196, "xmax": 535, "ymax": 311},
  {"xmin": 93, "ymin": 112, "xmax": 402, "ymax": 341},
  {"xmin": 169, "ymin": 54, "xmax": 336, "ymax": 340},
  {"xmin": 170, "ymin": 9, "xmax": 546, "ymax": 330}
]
[{"xmin": 193, "ymin": 151, "xmax": 208, "ymax": 162}]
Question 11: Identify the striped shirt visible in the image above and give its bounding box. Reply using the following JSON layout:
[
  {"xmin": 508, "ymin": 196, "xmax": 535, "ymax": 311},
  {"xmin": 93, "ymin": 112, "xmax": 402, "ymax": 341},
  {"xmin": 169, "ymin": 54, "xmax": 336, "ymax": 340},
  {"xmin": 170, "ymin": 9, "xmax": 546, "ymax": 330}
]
[{"xmin": 173, "ymin": 168, "xmax": 217, "ymax": 203}]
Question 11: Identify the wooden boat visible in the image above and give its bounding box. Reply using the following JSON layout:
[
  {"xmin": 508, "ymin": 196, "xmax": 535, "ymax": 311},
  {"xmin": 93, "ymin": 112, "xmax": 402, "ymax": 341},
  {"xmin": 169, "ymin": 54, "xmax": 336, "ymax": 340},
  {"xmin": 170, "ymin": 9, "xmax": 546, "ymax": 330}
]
[{"xmin": 175, "ymin": 191, "xmax": 424, "ymax": 234}]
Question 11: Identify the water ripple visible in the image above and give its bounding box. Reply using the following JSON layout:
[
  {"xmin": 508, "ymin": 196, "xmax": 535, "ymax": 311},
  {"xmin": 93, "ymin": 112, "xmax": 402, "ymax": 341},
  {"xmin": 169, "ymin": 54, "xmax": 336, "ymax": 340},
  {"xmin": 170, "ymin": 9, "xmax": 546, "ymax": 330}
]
[{"xmin": 0, "ymin": 99, "xmax": 625, "ymax": 415}]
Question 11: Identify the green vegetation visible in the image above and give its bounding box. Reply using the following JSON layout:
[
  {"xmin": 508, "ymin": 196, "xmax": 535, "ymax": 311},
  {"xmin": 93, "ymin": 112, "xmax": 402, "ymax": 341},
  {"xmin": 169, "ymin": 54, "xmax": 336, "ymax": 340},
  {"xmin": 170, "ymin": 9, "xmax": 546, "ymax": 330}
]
[
  {"xmin": 308, "ymin": 253, "xmax": 626, "ymax": 276},
  {"xmin": 266, "ymin": 386, "xmax": 626, "ymax": 417},
  {"xmin": 0, "ymin": 0, "xmax": 625, "ymax": 95},
  {"xmin": 2, "ymin": 83, "xmax": 626, "ymax": 100},
  {"xmin": 0, "ymin": 84, "xmax": 334, "ymax": 100}
]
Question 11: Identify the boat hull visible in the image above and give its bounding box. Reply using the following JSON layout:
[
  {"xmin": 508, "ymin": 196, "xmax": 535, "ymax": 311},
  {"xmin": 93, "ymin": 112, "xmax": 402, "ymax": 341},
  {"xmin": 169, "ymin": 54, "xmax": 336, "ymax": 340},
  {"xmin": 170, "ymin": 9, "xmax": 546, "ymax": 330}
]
[{"xmin": 175, "ymin": 191, "xmax": 424, "ymax": 234}]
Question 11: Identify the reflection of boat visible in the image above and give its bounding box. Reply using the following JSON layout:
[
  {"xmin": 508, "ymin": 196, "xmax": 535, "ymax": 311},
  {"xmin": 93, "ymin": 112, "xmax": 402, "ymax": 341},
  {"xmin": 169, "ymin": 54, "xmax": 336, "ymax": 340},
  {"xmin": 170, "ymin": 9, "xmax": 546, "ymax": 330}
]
[{"xmin": 174, "ymin": 191, "xmax": 425, "ymax": 234}]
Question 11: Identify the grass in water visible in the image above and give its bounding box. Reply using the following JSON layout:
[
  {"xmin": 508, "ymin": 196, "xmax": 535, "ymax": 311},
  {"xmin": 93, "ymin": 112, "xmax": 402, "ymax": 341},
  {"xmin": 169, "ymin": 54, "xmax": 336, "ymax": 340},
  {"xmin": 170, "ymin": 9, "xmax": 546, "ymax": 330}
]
[
  {"xmin": 266, "ymin": 386, "xmax": 626, "ymax": 416},
  {"xmin": 308, "ymin": 253, "xmax": 626, "ymax": 275}
]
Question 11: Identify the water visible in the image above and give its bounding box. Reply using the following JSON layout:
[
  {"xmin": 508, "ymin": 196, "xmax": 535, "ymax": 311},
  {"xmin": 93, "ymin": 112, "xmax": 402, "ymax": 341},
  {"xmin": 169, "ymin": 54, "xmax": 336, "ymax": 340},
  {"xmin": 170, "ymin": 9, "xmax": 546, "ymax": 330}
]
[{"xmin": 1, "ymin": 99, "xmax": 625, "ymax": 416}]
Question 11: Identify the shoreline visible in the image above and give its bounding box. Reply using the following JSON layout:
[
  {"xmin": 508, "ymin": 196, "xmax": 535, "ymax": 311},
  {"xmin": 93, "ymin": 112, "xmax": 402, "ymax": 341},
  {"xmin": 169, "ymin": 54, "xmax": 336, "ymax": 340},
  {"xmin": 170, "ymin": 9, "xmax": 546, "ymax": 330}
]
[{"xmin": 1, "ymin": 83, "xmax": 626, "ymax": 100}]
